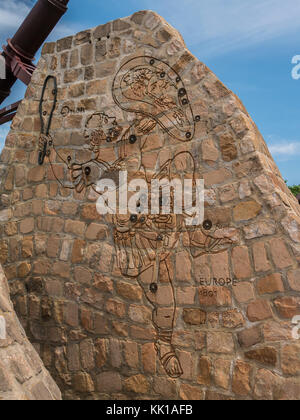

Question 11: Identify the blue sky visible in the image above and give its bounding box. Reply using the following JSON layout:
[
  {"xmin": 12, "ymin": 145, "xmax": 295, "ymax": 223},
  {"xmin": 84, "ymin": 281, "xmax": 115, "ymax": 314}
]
[{"xmin": 1, "ymin": 0, "xmax": 300, "ymax": 185}]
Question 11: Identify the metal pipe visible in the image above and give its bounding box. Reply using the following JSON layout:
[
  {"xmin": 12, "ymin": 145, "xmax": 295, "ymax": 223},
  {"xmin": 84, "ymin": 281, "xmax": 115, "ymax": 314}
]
[
  {"xmin": 9, "ymin": 0, "xmax": 69, "ymax": 61},
  {"xmin": 0, "ymin": 100, "xmax": 22, "ymax": 124},
  {"xmin": 0, "ymin": 0, "xmax": 69, "ymax": 105}
]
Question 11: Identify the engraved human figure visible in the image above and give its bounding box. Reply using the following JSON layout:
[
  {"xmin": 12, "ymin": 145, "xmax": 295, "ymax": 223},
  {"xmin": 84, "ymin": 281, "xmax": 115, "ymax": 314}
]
[
  {"xmin": 59, "ymin": 114, "xmax": 235, "ymax": 378},
  {"xmin": 49, "ymin": 57, "xmax": 237, "ymax": 378}
]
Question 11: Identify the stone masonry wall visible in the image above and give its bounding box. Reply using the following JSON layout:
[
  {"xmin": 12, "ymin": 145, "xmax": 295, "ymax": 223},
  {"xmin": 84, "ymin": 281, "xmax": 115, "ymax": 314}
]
[
  {"xmin": 0, "ymin": 11, "xmax": 299, "ymax": 400},
  {"xmin": 0, "ymin": 264, "xmax": 61, "ymax": 400}
]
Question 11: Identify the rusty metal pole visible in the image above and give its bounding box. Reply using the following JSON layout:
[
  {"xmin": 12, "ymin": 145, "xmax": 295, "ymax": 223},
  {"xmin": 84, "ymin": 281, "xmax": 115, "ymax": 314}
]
[{"xmin": 0, "ymin": 0, "xmax": 69, "ymax": 106}]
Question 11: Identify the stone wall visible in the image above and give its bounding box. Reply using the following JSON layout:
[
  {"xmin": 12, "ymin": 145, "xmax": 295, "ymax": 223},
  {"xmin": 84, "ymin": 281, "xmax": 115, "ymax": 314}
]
[
  {"xmin": 0, "ymin": 11, "xmax": 299, "ymax": 400},
  {"xmin": 0, "ymin": 265, "xmax": 61, "ymax": 400}
]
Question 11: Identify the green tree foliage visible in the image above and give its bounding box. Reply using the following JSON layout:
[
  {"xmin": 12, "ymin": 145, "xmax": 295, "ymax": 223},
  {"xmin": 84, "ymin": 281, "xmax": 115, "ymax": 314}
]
[{"xmin": 289, "ymin": 185, "xmax": 300, "ymax": 197}]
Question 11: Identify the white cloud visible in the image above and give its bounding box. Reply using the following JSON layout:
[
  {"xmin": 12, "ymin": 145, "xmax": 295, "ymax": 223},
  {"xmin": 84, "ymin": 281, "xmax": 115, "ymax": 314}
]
[
  {"xmin": 0, "ymin": 0, "xmax": 83, "ymax": 48},
  {"xmin": 0, "ymin": 1, "xmax": 31, "ymax": 39},
  {"xmin": 269, "ymin": 142, "xmax": 300, "ymax": 156},
  {"xmin": 48, "ymin": 22, "xmax": 86, "ymax": 41},
  {"xmin": 142, "ymin": 0, "xmax": 300, "ymax": 57}
]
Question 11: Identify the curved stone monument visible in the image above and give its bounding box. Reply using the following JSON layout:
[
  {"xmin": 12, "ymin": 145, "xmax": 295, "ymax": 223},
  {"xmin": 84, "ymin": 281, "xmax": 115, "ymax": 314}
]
[{"xmin": 0, "ymin": 11, "xmax": 299, "ymax": 400}]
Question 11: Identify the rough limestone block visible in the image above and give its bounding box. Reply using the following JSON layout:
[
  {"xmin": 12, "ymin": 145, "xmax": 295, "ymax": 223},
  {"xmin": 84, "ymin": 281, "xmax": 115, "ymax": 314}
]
[{"xmin": 0, "ymin": 265, "xmax": 61, "ymax": 400}]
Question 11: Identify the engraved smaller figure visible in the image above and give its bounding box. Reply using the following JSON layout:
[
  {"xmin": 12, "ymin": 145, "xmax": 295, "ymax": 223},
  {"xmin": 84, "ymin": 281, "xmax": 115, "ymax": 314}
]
[{"xmin": 112, "ymin": 56, "xmax": 196, "ymax": 143}]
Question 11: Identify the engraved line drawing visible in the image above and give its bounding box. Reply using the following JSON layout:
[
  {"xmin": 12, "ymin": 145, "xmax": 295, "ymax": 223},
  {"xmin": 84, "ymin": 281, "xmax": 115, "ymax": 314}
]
[{"xmin": 41, "ymin": 57, "xmax": 237, "ymax": 378}]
